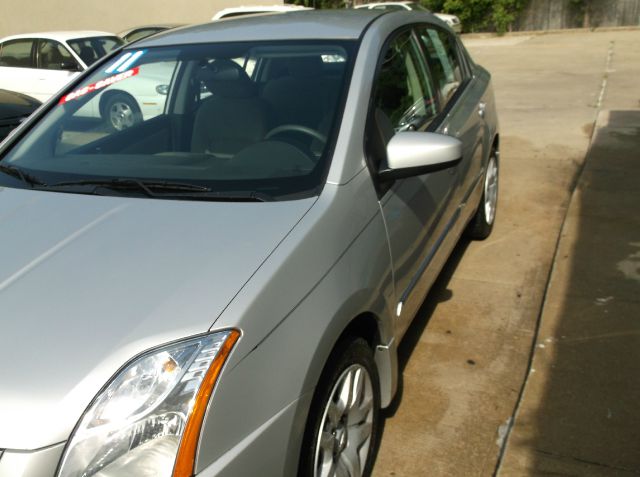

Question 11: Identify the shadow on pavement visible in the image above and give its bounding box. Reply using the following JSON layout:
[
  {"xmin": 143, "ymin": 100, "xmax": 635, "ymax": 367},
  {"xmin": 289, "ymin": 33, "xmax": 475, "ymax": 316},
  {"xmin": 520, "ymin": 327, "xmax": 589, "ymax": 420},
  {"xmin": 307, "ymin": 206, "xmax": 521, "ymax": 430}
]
[{"xmin": 526, "ymin": 110, "xmax": 640, "ymax": 474}]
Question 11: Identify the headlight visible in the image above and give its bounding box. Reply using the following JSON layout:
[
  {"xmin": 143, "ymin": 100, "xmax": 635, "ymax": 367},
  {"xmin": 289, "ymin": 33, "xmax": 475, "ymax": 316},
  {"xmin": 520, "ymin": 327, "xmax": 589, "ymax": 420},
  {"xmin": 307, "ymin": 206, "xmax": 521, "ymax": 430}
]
[{"xmin": 57, "ymin": 330, "xmax": 240, "ymax": 477}]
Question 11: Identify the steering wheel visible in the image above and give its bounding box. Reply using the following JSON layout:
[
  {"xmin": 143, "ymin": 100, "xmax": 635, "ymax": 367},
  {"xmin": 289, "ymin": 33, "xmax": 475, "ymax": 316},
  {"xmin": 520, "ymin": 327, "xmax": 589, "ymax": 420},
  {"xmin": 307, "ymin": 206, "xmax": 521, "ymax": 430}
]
[{"xmin": 265, "ymin": 124, "xmax": 328, "ymax": 145}]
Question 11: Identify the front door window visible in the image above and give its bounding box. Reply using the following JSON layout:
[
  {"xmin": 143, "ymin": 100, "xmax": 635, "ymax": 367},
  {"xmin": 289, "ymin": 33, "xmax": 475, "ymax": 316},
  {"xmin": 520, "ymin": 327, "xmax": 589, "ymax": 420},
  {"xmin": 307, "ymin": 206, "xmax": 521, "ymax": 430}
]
[
  {"xmin": 38, "ymin": 40, "xmax": 79, "ymax": 71},
  {"xmin": 0, "ymin": 39, "xmax": 35, "ymax": 68},
  {"xmin": 373, "ymin": 30, "xmax": 438, "ymax": 133}
]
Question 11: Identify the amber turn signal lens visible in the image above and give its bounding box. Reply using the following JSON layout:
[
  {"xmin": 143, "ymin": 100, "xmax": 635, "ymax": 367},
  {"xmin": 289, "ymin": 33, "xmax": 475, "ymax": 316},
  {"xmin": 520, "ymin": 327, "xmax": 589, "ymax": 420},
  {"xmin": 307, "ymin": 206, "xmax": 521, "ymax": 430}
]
[{"xmin": 172, "ymin": 329, "xmax": 241, "ymax": 477}]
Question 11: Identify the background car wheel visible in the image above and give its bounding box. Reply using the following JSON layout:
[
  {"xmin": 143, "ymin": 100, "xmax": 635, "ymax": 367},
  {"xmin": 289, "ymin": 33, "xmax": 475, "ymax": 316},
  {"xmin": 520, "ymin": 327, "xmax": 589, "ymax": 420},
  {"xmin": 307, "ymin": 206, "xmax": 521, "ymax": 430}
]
[
  {"xmin": 466, "ymin": 150, "xmax": 499, "ymax": 240},
  {"xmin": 300, "ymin": 337, "xmax": 381, "ymax": 477},
  {"xmin": 104, "ymin": 93, "xmax": 142, "ymax": 132}
]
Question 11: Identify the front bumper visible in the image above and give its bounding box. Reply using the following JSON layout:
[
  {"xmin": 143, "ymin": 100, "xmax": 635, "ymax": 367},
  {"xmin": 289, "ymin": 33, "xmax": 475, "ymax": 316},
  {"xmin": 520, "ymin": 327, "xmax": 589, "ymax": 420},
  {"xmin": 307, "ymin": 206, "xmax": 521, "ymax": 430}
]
[
  {"xmin": 0, "ymin": 393, "xmax": 310, "ymax": 477},
  {"xmin": 0, "ymin": 443, "xmax": 65, "ymax": 477}
]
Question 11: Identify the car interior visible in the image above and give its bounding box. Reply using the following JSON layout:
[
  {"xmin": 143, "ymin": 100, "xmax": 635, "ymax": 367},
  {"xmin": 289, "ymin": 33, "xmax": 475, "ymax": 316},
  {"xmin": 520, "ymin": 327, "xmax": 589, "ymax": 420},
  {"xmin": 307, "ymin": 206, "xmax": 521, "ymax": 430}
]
[{"xmin": 8, "ymin": 43, "xmax": 352, "ymax": 198}]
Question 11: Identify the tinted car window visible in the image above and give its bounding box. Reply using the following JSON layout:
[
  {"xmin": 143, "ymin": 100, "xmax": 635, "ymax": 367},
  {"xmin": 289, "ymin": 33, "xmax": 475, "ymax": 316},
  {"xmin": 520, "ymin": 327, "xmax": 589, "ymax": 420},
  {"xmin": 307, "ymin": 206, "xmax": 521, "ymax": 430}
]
[
  {"xmin": 0, "ymin": 41, "xmax": 355, "ymax": 201},
  {"xmin": 38, "ymin": 39, "xmax": 79, "ymax": 71},
  {"xmin": 0, "ymin": 39, "xmax": 35, "ymax": 68},
  {"xmin": 67, "ymin": 36, "xmax": 123, "ymax": 66},
  {"xmin": 418, "ymin": 28, "xmax": 463, "ymax": 105},
  {"xmin": 373, "ymin": 30, "xmax": 438, "ymax": 132}
]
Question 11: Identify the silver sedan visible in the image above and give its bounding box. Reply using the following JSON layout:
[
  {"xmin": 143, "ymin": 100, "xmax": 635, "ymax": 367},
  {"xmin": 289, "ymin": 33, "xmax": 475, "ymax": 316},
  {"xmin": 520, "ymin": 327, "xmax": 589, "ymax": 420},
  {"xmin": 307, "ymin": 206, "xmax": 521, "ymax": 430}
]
[{"xmin": 0, "ymin": 9, "xmax": 498, "ymax": 477}]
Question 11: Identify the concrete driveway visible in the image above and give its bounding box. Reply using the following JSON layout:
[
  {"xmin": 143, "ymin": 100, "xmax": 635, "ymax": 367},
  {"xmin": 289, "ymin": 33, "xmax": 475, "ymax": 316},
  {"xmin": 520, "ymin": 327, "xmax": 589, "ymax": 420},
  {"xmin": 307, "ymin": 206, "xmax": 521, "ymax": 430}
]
[{"xmin": 372, "ymin": 28, "xmax": 640, "ymax": 476}]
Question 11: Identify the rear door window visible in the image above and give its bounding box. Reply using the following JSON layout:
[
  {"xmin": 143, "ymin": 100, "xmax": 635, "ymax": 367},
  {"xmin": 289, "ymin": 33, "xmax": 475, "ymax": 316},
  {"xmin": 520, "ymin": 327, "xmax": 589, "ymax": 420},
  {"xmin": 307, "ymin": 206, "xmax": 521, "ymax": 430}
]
[
  {"xmin": 0, "ymin": 39, "xmax": 36, "ymax": 68},
  {"xmin": 417, "ymin": 27, "xmax": 464, "ymax": 106}
]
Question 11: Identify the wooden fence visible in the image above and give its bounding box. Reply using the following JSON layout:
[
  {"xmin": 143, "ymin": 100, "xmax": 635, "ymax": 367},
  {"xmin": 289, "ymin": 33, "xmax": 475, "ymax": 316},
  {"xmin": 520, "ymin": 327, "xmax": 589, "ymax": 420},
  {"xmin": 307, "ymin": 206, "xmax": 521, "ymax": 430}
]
[{"xmin": 516, "ymin": 0, "xmax": 640, "ymax": 31}]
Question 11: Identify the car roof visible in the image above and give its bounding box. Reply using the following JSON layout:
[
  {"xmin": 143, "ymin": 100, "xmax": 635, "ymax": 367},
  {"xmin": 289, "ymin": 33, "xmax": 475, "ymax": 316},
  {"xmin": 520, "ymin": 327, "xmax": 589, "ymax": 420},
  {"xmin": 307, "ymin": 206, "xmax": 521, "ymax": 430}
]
[
  {"xmin": 138, "ymin": 10, "xmax": 385, "ymax": 47},
  {"xmin": 0, "ymin": 31, "xmax": 119, "ymax": 43}
]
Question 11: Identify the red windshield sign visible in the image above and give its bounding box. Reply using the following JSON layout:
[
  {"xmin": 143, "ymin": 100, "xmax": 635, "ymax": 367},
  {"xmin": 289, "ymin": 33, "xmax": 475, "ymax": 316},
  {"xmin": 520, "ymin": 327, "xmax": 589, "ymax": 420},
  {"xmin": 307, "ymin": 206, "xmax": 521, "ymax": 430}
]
[{"xmin": 60, "ymin": 67, "xmax": 140, "ymax": 104}]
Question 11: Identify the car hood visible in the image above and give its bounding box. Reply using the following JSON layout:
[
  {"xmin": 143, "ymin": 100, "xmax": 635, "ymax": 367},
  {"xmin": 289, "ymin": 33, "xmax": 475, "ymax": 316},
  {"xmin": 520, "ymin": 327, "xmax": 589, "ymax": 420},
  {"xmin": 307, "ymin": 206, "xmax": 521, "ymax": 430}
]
[{"xmin": 0, "ymin": 187, "xmax": 315, "ymax": 450}]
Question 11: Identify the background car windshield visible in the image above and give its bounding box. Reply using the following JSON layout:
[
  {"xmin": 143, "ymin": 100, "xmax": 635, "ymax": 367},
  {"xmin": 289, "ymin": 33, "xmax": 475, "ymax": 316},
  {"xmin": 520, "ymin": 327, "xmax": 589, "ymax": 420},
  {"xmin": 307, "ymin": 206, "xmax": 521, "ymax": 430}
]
[
  {"xmin": 0, "ymin": 41, "xmax": 354, "ymax": 200},
  {"xmin": 67, "ymin": 36, "xmax": 125, "ymax": 65}
]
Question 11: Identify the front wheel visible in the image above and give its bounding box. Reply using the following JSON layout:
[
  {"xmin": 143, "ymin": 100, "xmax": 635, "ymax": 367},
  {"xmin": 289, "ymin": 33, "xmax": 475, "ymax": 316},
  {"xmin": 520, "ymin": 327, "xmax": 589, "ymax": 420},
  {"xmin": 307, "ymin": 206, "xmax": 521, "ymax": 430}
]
[
  {"xmin": 103, "ymin": 93, "xmax": 142, "ymax": 132},
  {"xmin": 466, "ymin": 151, "xmax": 499, "ymax": 240},
  {"xmin": 300, "ymin": 338, "xmax": 381, "ymax": 477}
]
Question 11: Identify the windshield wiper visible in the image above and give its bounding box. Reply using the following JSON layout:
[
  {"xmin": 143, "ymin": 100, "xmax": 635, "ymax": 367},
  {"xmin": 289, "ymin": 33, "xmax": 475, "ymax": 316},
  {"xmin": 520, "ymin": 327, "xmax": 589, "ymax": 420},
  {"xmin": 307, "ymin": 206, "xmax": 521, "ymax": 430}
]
[
  {"xmin": 51, "ymin": 178, "xmax": 210, "ymax": 195},
  {"xmin": 190, "ymin": 190, "xmax": 272, "ymax": 202},
  {"xmin": 0, "ymin": 163, "xmax": 47, "ymax": 187},
  {"xmin": 49, "ymin": 178, "xmax": 270, "ymax": 201}
]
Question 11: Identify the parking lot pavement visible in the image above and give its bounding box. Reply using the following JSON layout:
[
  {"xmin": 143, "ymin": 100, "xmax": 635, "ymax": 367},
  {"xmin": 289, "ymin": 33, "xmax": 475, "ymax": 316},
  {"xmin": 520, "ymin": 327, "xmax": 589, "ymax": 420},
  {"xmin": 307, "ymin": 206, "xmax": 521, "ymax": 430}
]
[
  {"xmin": 497, "ymin": 33, "xmax": 640, "ymax": 476},
  {"xmin": 372, "ymin": 29, "xmax": 640, "ymax": 476}
]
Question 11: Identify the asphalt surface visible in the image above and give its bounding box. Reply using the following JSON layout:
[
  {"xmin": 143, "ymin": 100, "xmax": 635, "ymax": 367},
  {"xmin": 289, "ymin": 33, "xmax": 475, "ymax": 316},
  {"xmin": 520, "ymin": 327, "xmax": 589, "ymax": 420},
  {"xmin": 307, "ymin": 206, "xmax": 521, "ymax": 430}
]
[{"xmin": 372, "ymin": 29, "xmax": 640, "ymax": 477}]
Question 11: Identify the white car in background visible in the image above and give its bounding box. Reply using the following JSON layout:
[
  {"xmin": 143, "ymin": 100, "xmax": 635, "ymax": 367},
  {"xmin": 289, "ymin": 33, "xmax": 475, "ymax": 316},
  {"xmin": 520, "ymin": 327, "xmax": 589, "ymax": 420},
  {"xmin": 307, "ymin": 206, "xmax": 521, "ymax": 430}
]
[
  {"xmin": 0, "ymin": 32, "xmax": 176, "ymax": 132},
  {"xmin": 0, "ymin": 32, "xmax": 123, "ymax": 102},
  {"xmin": 355, "ymin": 1, "xmax": 462, "ymax": 32},
  {"xmin": 212, "ymin": 4, "xmax": 312, "ymax": 20}
]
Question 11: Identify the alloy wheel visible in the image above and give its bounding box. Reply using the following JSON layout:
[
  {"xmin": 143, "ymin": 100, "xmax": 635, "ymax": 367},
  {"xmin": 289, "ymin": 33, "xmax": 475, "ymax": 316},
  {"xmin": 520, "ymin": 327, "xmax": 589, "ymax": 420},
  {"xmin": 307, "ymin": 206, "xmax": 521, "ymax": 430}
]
[
  {"xmin": 313, "ymin": 364, "xmax": 374, "ymax": 477},
  {"xmin": 109, "ymin": 101, "xmax": 136, "ymax": 131},
  {"xmin": 483, "ymin": 156, "xmax": 498, "ymax": 225}
]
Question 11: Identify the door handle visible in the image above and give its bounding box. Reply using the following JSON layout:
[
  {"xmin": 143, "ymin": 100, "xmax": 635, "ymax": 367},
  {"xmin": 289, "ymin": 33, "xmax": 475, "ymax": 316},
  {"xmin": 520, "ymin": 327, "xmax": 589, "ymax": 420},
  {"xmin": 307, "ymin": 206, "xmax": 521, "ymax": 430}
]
[{"xmin": 478, "ymin": 102, "xmax": 486, "ymax": 118}]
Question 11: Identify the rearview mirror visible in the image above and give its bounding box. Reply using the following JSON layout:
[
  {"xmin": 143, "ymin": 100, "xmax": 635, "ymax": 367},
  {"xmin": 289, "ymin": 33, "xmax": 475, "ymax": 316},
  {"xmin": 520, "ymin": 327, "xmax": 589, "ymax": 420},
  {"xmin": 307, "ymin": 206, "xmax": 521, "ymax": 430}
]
[{"xmin": 379, "ymin": 132, "xmax": 462, "ymax": 180}]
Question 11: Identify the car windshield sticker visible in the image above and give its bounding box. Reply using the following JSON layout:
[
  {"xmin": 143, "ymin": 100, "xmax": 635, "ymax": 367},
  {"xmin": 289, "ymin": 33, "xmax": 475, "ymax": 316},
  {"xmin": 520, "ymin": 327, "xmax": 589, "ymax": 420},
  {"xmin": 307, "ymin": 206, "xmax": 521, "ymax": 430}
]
[
  {"xmin": 60, "ymin": 67, "xmax": 140, "ymax": 104},
  {"xmin": 105, "ymin": 50, "xmax": 146, "ymax": 74},
  {"xmin": 105, "ymin": 52, "xmax": 132, "ymax": 73}
]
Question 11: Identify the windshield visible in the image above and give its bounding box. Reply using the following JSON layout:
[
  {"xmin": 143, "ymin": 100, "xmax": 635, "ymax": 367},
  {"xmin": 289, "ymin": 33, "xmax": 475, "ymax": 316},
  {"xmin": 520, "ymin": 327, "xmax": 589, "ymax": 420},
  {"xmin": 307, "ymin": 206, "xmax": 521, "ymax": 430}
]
[
  {"xmin": 0, "ymin": 41, "xmax": 354, "ymax": 201},
  {"xmin": 67, "ymin": 36, "xmax": 125, "ymax": 66}
]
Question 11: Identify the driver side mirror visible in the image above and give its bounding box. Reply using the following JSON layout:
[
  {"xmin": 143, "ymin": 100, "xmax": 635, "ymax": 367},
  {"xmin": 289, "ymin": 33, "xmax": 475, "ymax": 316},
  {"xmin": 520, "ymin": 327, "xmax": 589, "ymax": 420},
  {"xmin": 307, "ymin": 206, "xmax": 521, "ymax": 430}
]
[{"xmin": 378, "ymin": 131, "xmax": 462, "ymax": 180}]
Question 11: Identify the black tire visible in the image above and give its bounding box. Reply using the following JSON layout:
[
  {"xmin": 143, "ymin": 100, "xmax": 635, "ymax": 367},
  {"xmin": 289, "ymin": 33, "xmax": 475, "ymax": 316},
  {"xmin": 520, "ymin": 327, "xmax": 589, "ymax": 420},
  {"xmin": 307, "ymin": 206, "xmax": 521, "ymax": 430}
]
[
  {"xmin": 299, "ymin": 337, "xmax": 381, "ymax": 477},
  {"xmin": 103, "ymin": 93, "xmax": 142, "ymax": 132},
  {"xmin": 466, "ymin": 150, "xmax": 499, "ymax": 240}
]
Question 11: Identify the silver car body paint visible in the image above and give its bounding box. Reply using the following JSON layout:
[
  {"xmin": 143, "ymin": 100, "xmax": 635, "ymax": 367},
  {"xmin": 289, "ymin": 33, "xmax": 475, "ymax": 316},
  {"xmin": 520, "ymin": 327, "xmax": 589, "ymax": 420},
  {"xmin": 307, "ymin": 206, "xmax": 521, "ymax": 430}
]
[
  {"xmin": 386, "ymin": 132, "xmax": 462, "ymax": 170},
  {"xmin": 0, "ymin": 10, "xmax": 498, "ymax": 476},
  {"xmin": 0, "ymin": 444, "xmax": 65, "ymax": 477},
  {"xmin": 0, "ymin": 187, "xmax": 315, "ymax": 450}
]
